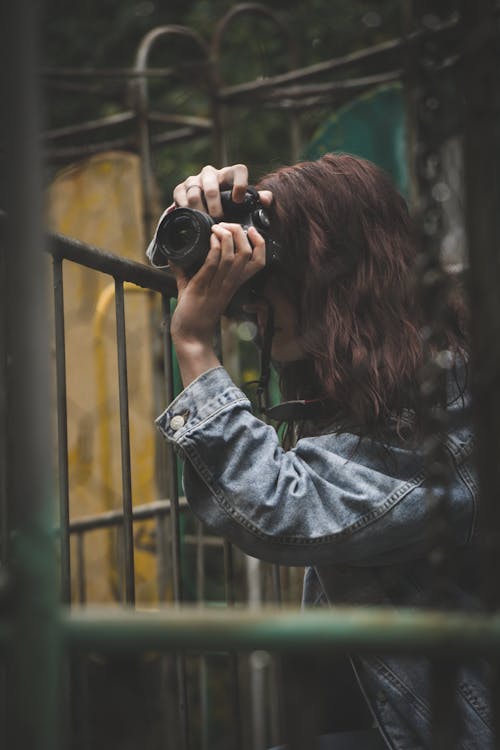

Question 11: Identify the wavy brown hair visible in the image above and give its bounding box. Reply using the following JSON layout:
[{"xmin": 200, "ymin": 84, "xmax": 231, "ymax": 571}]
[{"xmin": 257, "ymin": 153, "xmax": 467, "ymax": 437}]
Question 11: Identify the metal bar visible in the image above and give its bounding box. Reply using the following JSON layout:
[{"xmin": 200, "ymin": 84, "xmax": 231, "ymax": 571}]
[
  {"xmin": 70, "ymin": 655, "xmax": 91, "ymax": 750},
  {"xmin": 211, "ymin": 2, "xmax": 302, "ymax": 167},
  {"xmin": 45, "ymin": 125, "xmax": 212, "ymax": 163},
  {"xmin": 58, "ymin": 606, "xmax": 500, "ymax": 655},
  {"xmin": 491, "ymin": 666, "xmax": 500, "ymax": 750},
  {"xmin": 52, "ymin": 256, "xmax": 71, "ymax": 605},
  {"xmin": 148, "ymin": 111, "xmax": 212, "ymax": 129},
  {"xmin": 161, "ymin": 294, "xmax": 189, "ymax": 750},
  {"xmin": 463, "ymin": 0, "xmax": 500, "ymax": 611},
  {"xmin": 0, "ymin": 119, "xmax": 8, "ymax": 750},
  {"xmin": 195, "ymin": 523, "xmax": 209, "ymax": 750},
  {"xmin": 462, "ymin": 3, "xmax": 500, "ymax": 742},
  {"xmin": 114, "ymin": 280, "xmax": 135, "ymax": 605},
  {"xmin": 256, "ymin": 93, "xmax": 393, "ymax": 112},
  {"xmin": 224, "ymin": 69, "xmax": 403, "ymax": 103},
  {"xmin": 40, "ymin": 227, "xmax": 176, "ymax": 295},
  {"xmin": 410, "ymin": 7, "xmax": 462, "ymax": 747},
  {"xmin": 76, "ymin": 533, "xmax": 86, "ymax": 606},
  {"xmin": 67, "ymin": 498, "xmax": 188, "ymax": 533},
  {"xmin": 223, "ymin": 541, "xmax": 236, "ymax": 606},
  {"xmin": 214, "ymin": 317, "xmax": 243, "ymax": 747},
  {"xmin": 196, "ymin": 521, "xmax": 206, "ymax": 606},
  {"xmin": 156, "ymin": 515, "xmax": 170, "ymax": 602},
  {"xmin": 132, "ymin": 25, "xmax": 210, "ymax": 244},
  {"xmin": 228, "ymin": 612, "xmax": 245, "ymax": 739},
  {"xmin": 199, "ymin": 656, "xmax": 209, "ymax": 750},
  {"xmin": 281, "ymin": 654, "xmax": 319, "ymax": 750},
  {"xmin": 250, "ymin": 649, "xmax": 271, "ymax": 750},
  {"xmin": 217, "ymin": 14, "xmax": 459, "ymax": 100},
  {"xmin": 430, "ymin": 660, "xmax": 459, "ymax": 750},
  {"xmin": 42, "ymin": 66, "xmax": 179, "ymax": 78},
  {"xmin": 221, "ymin": 55, "xmax": 457, "ymax": 107},
  {"xmin": 161, "ymin": 296, "xmax": 184, "ymax": 604},
  {"xmin": 272, "ymin": 565, "xmax": 282, "ymax": 606},
  {"xmin": 269, "ymin": 655, "xmax": 283, "ymax": 747},
  {"xmin": 1, "ymin": 0, "xmax": 60, "ymax": 747},
  {"xmin": 44, "ymin": 111, "xmax": 136, "ymax": 140},
  {"xmin": 0, "ymin": 249, "xmax": 6, "ymax": 571}
]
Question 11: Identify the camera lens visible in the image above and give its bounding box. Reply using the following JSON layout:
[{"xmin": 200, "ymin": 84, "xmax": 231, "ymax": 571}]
[
  {"xmin": 155, "ymin": 208, "xmax": 214, "ymax": 273},
  {"xmin": 164, "ymin": 215, "xmax": 198, "ymax": 254}
]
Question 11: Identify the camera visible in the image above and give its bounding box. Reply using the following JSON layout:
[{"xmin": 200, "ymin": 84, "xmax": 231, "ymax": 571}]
[{"xmin": 148, "ymin": 187, "xmax": 280, "ymax": 275}]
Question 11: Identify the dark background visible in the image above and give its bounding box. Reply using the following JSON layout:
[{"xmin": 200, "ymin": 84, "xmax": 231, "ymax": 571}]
[{"xmin": 43, "ymin": 0, "xmax": 411, "ymax": 197}]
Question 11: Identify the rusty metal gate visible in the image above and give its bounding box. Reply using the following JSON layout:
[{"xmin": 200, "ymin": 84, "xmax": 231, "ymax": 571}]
[{"xmin": 2, "ymin": 2, "xmax": 500, "ymax": 749}]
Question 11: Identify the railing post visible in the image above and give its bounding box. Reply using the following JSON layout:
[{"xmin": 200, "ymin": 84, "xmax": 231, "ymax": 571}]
[
  {"xmin": 1, "ymin": 1, "xmax": 60, "ymax": 748},
  {"xmin": 462, "ymin": 0, "xmax": 500, "ymax": 741}
]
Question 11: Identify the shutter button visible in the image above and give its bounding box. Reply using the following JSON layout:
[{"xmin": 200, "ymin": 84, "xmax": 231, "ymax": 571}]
[{"xmin": 170, "ymin": 415, "xmax": 185, "ymax": 431}]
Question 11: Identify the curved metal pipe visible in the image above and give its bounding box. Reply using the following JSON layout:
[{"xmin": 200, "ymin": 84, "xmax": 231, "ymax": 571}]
[
  {"xmin": 132, "ymin": 26, "xmax": 210, "ymax": 239},
  {"xmin": 211, "ymin": 3, "xmax": 301, "ymax": 162}
]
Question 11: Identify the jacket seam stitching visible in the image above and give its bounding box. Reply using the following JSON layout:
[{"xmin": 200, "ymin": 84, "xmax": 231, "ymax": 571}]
[
  {"xmin": 368, "ymin": 657, "xmax": 431, "ymax": 723},
  {"xmin": 458, "ymin": 681, "xmax": 492, "ymax": 728},
  {"xmin": 179, "ymin": 438, "xmax": 427, "ymax": 545},
  {"xmin": 442, "ymin": 437, "xmax": 477, "ymax": 545}
]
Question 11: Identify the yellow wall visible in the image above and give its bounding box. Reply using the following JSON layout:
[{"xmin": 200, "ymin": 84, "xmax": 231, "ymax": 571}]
[{"xmin": 47, "ymin": 151, "xmax": 165, "ymax": 605}]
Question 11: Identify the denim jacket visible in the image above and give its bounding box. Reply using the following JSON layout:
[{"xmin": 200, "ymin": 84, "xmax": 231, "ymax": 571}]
[{"xmin": 156, "ymin": 366, "xmax": 491, "ymax": 749}]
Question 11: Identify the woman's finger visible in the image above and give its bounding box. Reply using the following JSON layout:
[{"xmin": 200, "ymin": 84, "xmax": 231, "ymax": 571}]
[
  {"xmin": 216, "ymin": 223, "xmax": 265, "ymax": 276},
  {"xmin": 210, "ymin": 223, "xmax": 265, "ymax": 291},
  {"xmin": 173, "ymin": 177, "xmax": 191, "ymax": 207},
  {"xmin": 170, "ymin": 236, "xmax": 223, "ymax": 297},
  {"xmin": 243, "ymin": 226, "xmax": 266, "ymax": 278},
  {"xmin": 219, "ymin": 163, "xmax": 248, "ymax": 203},
  {"xmin": 200, "ymin": 165, "xmax": 225, "ymax": 217},
  {"xmin": 247, "ymin": 225, "xmax": 266, "ymax": 261},
  {"xmin": 257, "ymin": 189, "xmax": 273, "ymax": 207},
  {"xmin": 211, "ymin": 224, "xmax": 237, "ymax": 266},
  {"xmin": 189, "ymin": 235, "xmax": 222, "ymax": 287},
  {"xmin": 217, "ymin": 223, "xmax": 253, "ymax": 259},
  {"xmin": 174, "ymin": 177, "xmax": 205, "ymax": 211},
  {"xmin": 172, "ymin": 164, "xmax": 251, "ymax": 218},
  {"xmin": 184, "ymin": 182, "xmax": 205, "ymax": 210}
]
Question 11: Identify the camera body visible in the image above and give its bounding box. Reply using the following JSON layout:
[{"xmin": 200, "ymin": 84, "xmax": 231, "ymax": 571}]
[{"xmin": 150, "ymin": 187, "xmax": 280, "ymax": 275}]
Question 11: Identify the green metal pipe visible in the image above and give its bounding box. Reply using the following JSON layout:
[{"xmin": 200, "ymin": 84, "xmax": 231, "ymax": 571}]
[
  {"xmin": 50, "ymin": 605, "xmax": 500, "ymax": 656},
  {"xmin": 1, "ymin": 2, "xmax": 61, "ymax": 747}
]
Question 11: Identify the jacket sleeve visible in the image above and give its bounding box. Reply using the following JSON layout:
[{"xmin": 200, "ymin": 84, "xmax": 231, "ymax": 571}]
[{"xmin": 156, "ymin": 367, "xmax": 476, "ymax": 566}]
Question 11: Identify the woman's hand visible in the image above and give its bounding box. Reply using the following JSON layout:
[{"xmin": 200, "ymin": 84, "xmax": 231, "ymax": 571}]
[
  {"xmin": 170, "ymin": 222, "xmax": 266, "ymax": 387},
  {"xmin": 173, "ymin": 163, "xmax": 273, "ymax": 216}
]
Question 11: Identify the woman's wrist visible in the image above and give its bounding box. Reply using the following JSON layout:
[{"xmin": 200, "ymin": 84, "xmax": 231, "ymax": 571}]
[{"xmin": 172, "ymin": 336, "xmax": 221, "ymax": 388}]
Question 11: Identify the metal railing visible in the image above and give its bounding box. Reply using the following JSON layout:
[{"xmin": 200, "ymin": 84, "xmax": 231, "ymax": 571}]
[{"xmin": 2, "ymin": 2, "xmax": 500, "ymax": 750}]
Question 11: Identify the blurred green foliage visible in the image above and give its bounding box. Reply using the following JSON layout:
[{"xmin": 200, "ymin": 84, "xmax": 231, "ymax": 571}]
[{"xmin": 44, "ymin": 0, "xmax": 407, "ymax": 200}]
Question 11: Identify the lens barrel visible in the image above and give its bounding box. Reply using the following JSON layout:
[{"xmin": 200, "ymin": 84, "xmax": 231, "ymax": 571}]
[{"xmin": 155, "ymin": 208, "xmax": 215, "ymax": 273}]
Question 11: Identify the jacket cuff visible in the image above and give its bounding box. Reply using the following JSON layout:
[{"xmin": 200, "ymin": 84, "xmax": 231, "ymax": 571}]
[{"xmin": 155, "ymin": 366, "xmax": 251, "ymax": 442}]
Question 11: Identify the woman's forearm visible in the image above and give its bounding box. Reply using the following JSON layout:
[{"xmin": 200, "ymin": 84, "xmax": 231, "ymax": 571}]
[{"xmin": 173, "ymin": 338, "xmax": 221, "ymax": 388}]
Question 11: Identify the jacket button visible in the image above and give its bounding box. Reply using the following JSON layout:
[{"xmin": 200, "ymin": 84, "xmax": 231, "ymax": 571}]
[{"xmin": 170, "ymin": 415, "xmax": 185, "ymax": 431}]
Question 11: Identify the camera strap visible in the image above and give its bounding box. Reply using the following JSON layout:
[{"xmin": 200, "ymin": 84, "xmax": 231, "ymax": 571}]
[
  {"xmin": 265, "ymin": 398, "xmax": 326, "ymax": 422},
  {"xmin": 255, "ymin": 302, "xmax": 274, "ymax": 413},
  {"xmin": 253, "ymin": 301, "xmax": 326, "ymax": 421}
]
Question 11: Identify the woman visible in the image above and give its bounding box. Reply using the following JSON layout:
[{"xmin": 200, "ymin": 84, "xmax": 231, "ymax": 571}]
[{"xmin": 149, "ymin": 155, "xmax": 490, "ymax": 748}]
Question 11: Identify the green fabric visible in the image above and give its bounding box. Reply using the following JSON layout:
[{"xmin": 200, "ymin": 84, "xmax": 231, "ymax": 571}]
[{"xmin": 303, "ymin": 82, "xmax": 408, "ymax": 196}]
